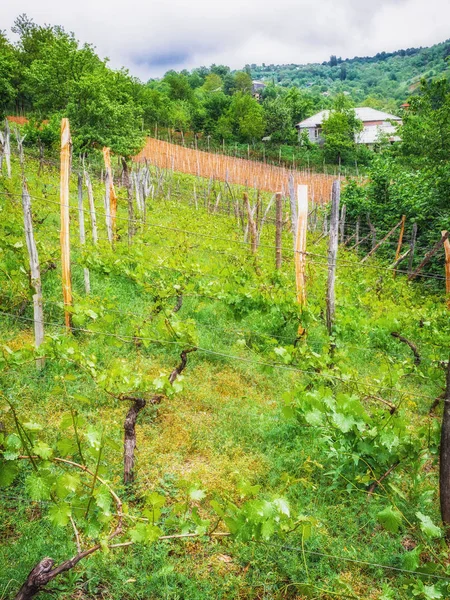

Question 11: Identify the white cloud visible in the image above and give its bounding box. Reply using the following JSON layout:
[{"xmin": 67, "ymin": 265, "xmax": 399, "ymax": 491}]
[{"xmin": 1, "ymin": 0, "xmax": 449, "ymax": 79}]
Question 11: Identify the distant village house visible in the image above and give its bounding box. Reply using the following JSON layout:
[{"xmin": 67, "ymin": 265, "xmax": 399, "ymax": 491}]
[
  {"xmin": 296, "ymin": 107, "xmax": 402, "ymax": 147},
  {"xmin": 252, "ymin": 80, "xmax": 266, "ymax": 99}
]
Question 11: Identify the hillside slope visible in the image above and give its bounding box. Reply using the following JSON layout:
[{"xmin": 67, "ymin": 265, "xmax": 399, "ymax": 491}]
[
  {"xmin": 249, "ymin": 39, "xmax": 450, "ymax": 104},
  {"xmin": 1, "ymin": 151, "xmax": 449, "ymax": 599}
]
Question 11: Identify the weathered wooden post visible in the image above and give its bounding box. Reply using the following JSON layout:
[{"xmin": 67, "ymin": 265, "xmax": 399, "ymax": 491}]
[
  {"xmin": 443, "ymin": 230, "xmax": 450, "ymax": 310},
  {"xmin": 275, "ymin": 192, "xmax": 283, "ymax": 270},
  {"xmin": 84, "ymin": 170, "xmax": 98, "ymax": 244},
  {"xmin": 243, "ymin": 193, "xmax": 257, "ymax": 255},
  {"xmin": 361, "ymin": 218, "xmax": 404, "ymax": 263},
  {"xmin": 393, "ymin": 215, "xmax": 406, "ymax": 276},
  {"xmin": 77, "ymin": 174, "xmax": 90, "ymax": 294},
  {"xmin": 326, "ymin": 180, "xmax": 340, "ymax": 336},
  {"xmin": 102, "ymin": 147, "xmax": 117, "ymax": 240},
  {"xmin": 121, "ymin": 158, "xmax": 134, "ymax": 243},
  {"xmin": 22, "ymin": 183, "xmax": 45, "ymax": 369},
  {"xmin": 408, "ymin": 232, "xmax": 449, "ymax": 281},
  {"xmin": 295, "ymin": 185, "xmax": 308, "ymax": 306},
  {"xmin": 288, "ymin": 174, "xmax": 297, "ymax": 248},
  {"xmin": 60, "ymin": 118, "xmax": 72, "ymax": 331}
]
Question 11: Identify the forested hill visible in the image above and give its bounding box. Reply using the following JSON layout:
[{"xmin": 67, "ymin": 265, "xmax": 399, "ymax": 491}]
[{"xmin": 248, "ymin": 39, "xmax": 450, "ymax": 105}]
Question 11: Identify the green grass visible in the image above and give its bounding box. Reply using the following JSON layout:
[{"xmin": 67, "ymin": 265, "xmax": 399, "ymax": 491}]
[{"xmin": 0, "ymin": 152, "xmax": 449, "ymax": 599}]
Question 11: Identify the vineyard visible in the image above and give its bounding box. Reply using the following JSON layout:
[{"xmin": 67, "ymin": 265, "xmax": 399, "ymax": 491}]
[
  {"xmin": 135, "ymin": 137, "xmax": 336, "ymax": 202},
  {"xmin": 1, "ymin": 121, "xmax": 450, "ymax": 600}
]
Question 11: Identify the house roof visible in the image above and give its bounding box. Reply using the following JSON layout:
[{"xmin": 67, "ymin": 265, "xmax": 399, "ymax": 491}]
[{"xmin": 296, "ymin": 107, "xmax": 401, "ymax": 128}]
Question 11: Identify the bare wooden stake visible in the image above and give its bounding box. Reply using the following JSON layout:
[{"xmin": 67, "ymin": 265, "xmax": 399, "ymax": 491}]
[
  {"xmin": 77, "ymin": 174, "xmax": 90, "ymax": 294},
  {"xmin": 84, "ymin": 170, "xmax": 98, "ymax": 244},
  {"xmin": 326, "ymin": 180, "xmax": 340, "ymax": 336},
  {"xmin": 243, "ymin": 193, "xmax": 257, "ymax": 255},
  {"xmin": 295, "ymin": 185, "xmax": 308, "ymax": 306},
  {"xmin": 393, "ymin": 215, "xmax": 406, "ymax": 277},
  {"xmin": 408, "ymin": 232, "xmax": 449, "ymax": 281},
  {"xmin": 275, "ymin": 192, "xmax": 283, "ymax": 270},
  {"xmin": 104, "ymin": 170, "xmax": 113, "ymax": 244},
  {"xmin": 60, "ymin": 118, "xmax": 72, "ymax": 331},
  {"xmin": 288, "ymin": 174, "xmax": 297, "ymax": 248},
  {"xmin": 22, "ymin": 183, "xmax": 45, "ymax": 369},
  {"xmin": 388, "ymin": 248, "xmax": 411, "ymax": 270},
  {"xmin": 121, "ymin": 158, "xmax": 134, "ymax": 243},
  {"xmin": 102, "ymin": 147, "xmax": 117, "ymax": 239},
  {"xmin": 360, "ymin": 218, "xmax": 404, "ymax": 264}
]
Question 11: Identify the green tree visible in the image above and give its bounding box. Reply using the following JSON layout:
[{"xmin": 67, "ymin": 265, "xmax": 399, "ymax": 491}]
[
  {"xmin": 233, "ymin": 71, "xmax": 253, "ymax": 95},
  {"xmin": 262, "ymin": 98, "xmax": 295, "ymax": 143},
  {"xmin": 163, "ymin": 71, "xmax": 194, "ymax": 102},
  {"xmin": 400, "ymin": 78, "xmax": 450, "ymax": 165},
  {"xmin": 216, "ymin": 92, "xmax": 265, "ymax": 143},
  {"xmin": 202, "ymin": 73, "xmax": 223, "ymax": 92},
  {"xmin": 322, "ymin": 95, "xmax": 362, "ymax": 164},
  {"xmin": 0, "ymin": 33, "xmax": 18, "ymax": 115},
  {"xmin": 66, "ymin": 68, "xmax": 144, "ymax": 157}
]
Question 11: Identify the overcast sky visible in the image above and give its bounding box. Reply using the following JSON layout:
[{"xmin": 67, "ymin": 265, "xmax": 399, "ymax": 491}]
[{"xmin": 1, "ymin": 0, "xmax": 449, "ymax": 80}]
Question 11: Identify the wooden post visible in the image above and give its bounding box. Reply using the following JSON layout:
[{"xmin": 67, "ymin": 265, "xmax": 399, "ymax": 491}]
[
  {"xmin": 389, "ymin": 248, "xmax": 411, "ymax": 271},
  {"xmin": 102, "ymin": 147, "xmax": 117, "ymax": 239},
  {"xmin": 360, "ymin": 218, "xmax": 404, "ymax": 263},
  {"xmin": 121, "ymin": 158, "xmax": 134, "ymax": 243},
  {"xmin": 355, "ymin": 217, "xmax": 360, "ymax": 246},
  {"xmin": 295, "ymin": 185, "xmax": 308, "ymax": 306},
  {"xmin": 22, "ymin": 183, "xmax": 45, "ymax": 369},
  {"xmin": 442, "ymin": 230, "xmax": 450, "ymax": 309},
  {"xmin": 393, "ymin": 215, "xmax": 406, "ymax": 276},
  {"xmin": 288, "ymin": 174, "xmax": 297, "ymax": 248},
  {"xmin": 60, "ymin": 118, "xmax": 72, "ymax": 330},
  {"xmin": 243, "ymin": 193, "xmax": 257, "ymax": 255},
  {"xmin": 104, "ymin": 170, "xmax": 113, "ymax": 243},
  {"xmin": 14, "ymin": 126, "xmax": 26, "ymax": 173},
  {"xmin": 408, "ymin": 223, "xmax": 418, "ymax": 275},
  {"xmin": 275, "ymin": 192, "xmax": 283, "ymax": 270},
  {"xmin": 326, "ymin": 181, "xmax": 340, "ymax": 335},
  {"xmin": 77, "ymin": 174, "xmax": 90, "ymax": 294},
  {"xmin": 408, "ymin": 232, "xmax": 449, "ymax": 281},
  {"xmin": 84, "ymin": 170, "xmax": 98, "ymax": 244}
]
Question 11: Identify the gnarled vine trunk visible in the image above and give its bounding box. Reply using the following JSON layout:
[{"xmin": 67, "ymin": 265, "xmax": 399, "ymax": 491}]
[{"xmin": 123, "ymin": 348, "xmax": 196, "ymax": 485}]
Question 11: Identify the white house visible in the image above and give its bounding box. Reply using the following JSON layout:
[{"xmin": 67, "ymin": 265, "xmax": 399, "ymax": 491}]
[{"xmin": 296, "ymin": 107, "xmax": 402, "ymax": 147}]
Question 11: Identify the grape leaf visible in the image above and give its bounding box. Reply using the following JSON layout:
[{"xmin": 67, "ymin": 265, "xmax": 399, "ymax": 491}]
[
  {"xmin": 48, "ymin": 502, "xmax": 71, "ymax": 527},
  {"xmin": 25, "ymin": 473, "xmax": 51, "ymax": 501},
  {"xmin": 416, "ymin": 512, "xmax": 442, "ymax": 539},
  {"xmin": 377, "ymin": 506, "xmax": 402, "ymax": 533}
]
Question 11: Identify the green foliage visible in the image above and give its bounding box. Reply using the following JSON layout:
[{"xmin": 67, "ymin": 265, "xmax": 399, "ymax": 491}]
[
  {"xmin": 249, "ymin": 39, "xmax": 450, "ymax": 104},
  {"xmin": 1, "ymin": 147, "xmax": 449, "ymax": 599},
  {"xmin": 321, "ymin": 94, "xmax": 363, "ymax": 163}
]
